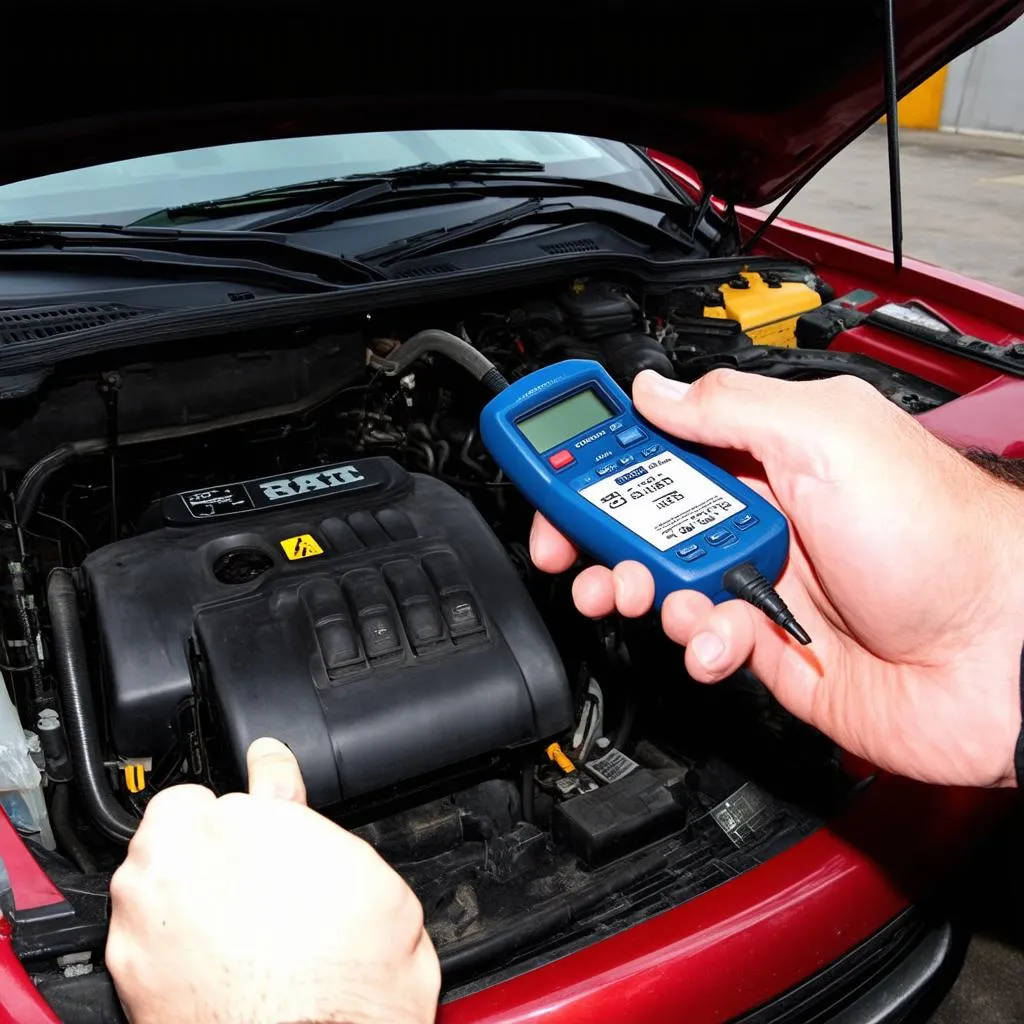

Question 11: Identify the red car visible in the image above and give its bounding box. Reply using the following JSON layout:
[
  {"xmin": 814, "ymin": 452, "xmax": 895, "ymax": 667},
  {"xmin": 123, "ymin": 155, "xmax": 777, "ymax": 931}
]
[{"xmin": 0, "ymin": 3, "xmax": 1022, "ymax": 1022}]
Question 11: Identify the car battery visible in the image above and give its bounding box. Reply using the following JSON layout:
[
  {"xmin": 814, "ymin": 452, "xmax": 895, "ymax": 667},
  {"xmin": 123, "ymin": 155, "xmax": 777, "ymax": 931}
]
[{"xmin": 702, "ymin": 271, "xmax": 824, "ymax": 348}]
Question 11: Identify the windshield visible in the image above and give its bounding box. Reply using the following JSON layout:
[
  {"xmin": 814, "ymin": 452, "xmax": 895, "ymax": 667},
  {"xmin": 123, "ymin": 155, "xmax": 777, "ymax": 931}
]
[{"xmin": 0, "ymin": 131, "xmax": 674, "ymax": 224}]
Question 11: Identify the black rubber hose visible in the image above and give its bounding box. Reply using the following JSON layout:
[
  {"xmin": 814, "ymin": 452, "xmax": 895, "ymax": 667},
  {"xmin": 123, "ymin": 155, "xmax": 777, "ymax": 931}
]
[
  {"xmin": 440, "ymin": 849, "xmax": 667, "ymax": 979},
  {"xmin": 14, "ymin": 445, "xmax": 77, "ymax": 526},
  {"xmin": 50, "ymin": 782, "xmax": 97, "ymax": 874},
  {"xmin": 381, "ymin": 329, "xmax": 508, "ymax": 394},
  {"xmin": 46, "ymin": 569, "xmax": 138, "ymax": 844},
  {"xmin": 612, "ymin": 695, "xmax": 637, "ymax": 752}
]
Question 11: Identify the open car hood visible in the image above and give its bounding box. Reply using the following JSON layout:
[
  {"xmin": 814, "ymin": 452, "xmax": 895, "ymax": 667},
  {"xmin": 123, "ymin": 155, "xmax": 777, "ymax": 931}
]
[{"xmin": 2, "ymin": 0, "xmax": 1022, "ymax": 206}]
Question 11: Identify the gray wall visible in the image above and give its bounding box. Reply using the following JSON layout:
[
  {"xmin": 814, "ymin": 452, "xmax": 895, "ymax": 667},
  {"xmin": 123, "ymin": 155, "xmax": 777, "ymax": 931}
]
[{"xmin": 941, "ymin": 18, "xmax": 1024, "ymax": 135}]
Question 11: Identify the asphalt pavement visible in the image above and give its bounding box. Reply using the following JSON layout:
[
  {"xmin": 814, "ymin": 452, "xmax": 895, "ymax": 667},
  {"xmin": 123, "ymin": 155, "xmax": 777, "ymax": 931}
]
[
  {"xmin": 780, "ymin": 126, "xmax": 1024, "ymax": 1023},
  {"xmin": 778, "ymin": 125, "xmax": 1024, "ymax": 295}
]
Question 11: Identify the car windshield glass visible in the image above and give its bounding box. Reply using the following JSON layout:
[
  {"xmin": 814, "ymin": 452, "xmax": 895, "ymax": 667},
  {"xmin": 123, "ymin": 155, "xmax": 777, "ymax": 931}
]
[{"xmin": 0, "ymin": 130, "xmax": 674, "ymax": 224}]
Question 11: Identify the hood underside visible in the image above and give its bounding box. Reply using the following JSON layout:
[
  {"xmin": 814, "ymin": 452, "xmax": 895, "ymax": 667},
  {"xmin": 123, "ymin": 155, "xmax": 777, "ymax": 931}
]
[{"xmin": 2, "ymin": 0, "xmax": 1022, "ymax": 206}]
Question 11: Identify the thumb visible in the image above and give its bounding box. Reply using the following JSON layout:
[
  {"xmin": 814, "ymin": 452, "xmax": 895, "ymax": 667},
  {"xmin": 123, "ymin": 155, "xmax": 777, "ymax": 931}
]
[
  {"xmin": 246, "ymin": 737, "xmax": 307, "ymax": 804},
  {"xmin": 632, "ymin": 368, "xmax": 877, "ymax": 474}
]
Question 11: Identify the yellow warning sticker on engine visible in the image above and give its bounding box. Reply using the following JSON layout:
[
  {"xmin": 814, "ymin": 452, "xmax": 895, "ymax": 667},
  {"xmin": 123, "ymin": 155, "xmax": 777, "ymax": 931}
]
[{"xmin": 280, "ymin": 534, "xmax": 324, "ymax": 560}]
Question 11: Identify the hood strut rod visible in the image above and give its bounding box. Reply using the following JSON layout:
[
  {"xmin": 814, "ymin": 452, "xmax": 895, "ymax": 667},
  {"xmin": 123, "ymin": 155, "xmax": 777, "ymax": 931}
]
[
  {"xmin": 737, "ymin": 173, "xmax": 812, "ymax": 256},
  {"xmin": 882, "ymin": 0, "xmax": 904, "ymax": 272},
  {"xmin": 738, "ymin": 0, "xmax": 905, "ymax": 269}
]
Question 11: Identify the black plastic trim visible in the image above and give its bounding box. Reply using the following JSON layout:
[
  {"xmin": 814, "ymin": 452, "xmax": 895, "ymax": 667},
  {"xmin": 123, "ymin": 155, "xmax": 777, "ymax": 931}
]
[{"xmin": 0, "ymin": 253, "xmax": 812, "ymax": 377}]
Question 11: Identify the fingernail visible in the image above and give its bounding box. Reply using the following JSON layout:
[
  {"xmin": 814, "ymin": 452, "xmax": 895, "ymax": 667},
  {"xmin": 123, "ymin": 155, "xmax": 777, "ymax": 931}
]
[
  {"xmin": 690, "ymin": 632, "xmax": 725, "ymax": 667},
  {"xmin": 267, "ymin": 779, "xmax": 301, "ymax": 801},
  {"xmin": 250, "ymin": 777, "xmax": 295, "ymax": 800},
  {"xmin": 246, "ymin": 737, "xmax": 307, "ymax": 804},
  {"xmin": 251, "ymin": 771, "xmax": 305, "ymax": 803},
  {"xmin": 636, "ymin": 370, "xmax": 690, "ymax": 401}
]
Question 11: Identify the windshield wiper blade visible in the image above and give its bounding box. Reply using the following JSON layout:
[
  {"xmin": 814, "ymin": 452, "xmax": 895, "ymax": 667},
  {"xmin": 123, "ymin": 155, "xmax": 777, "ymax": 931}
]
[
  {"xmin": 250, "ymin": 174, "xmax": 697, "ymax": 242},
  {"xmin": 0, "ymin": 221, "xmax": 154, "ymax": 242},
  {"xmin": 155, "ymin": 180, "xmax": 390, "ymax": 223},
  {"xmin": 348, "ymin": 159, "xmax": 546, "ymax": 180},
  {"xmin": 154, "ymin": 160, "xmax": 547, "ymax": 224},
  {"xmin": 359, "ymin": 188, "xmax": 698, "ymax": 268},
  {"xmin": 247, "ymin": 161, "xmax": 552, "ymax": 233},
  {"xmin": 0, "ymin": 222, "xmax": 386, "ymax": 284},
  {"xmin": 358, "ymin": 198, "xmax": 547, "ymax": 266}
]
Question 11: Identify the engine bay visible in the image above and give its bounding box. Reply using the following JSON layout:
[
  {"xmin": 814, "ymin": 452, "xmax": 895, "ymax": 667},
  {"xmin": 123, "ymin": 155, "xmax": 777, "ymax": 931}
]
[
  {"xmin": 84, "ymin": 457, "xmax": 572, "ymax": 816},
  {"xmin": 0, "ymin": 266, "xmax": 958, "ymax": 1016}
]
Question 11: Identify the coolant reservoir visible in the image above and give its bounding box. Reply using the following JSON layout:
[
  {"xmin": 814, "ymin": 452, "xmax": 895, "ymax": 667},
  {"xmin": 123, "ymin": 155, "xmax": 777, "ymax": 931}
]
[{"xmin": 0, "ymin": 675, "xmax": 54, "ymax": 849}]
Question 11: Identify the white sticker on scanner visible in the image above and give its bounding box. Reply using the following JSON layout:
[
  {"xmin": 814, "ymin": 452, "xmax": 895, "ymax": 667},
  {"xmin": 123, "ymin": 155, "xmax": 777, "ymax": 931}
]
[{"xmin": 578, "ymin": 452, "xmax": 745, "ymax": 551}]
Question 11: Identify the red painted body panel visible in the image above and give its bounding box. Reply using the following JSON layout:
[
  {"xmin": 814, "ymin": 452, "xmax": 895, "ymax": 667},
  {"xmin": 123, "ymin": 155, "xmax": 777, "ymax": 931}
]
[
  {"xmin": 652, "ymin": 151, "xmax": 1024, "ymax": 324},
  {"xmin": 748, "ymin": 217, "xmax": 1024, "ymax": 337},
  {"xmin": 736, "ymin": 208, "xmax": 1024, "ymax": 393},
  {"xmin": 829, "ymin": 327, "xmax": 1000, "ymax": 395},
  {"xmin": 0, "ymin": 811, "xmax": 64, "ymax": 912},
  {"xmin": 653, "ymin": 149, "xmax": 1024, "ymax": 395},
  {"xmin": 0, "ymin": 814, "xmax": 64, "ymax": 1022},
  {"xmin": 440, "ymin": 778, "xmax": 1006, "ymax": 1024},
  {"xmin": 0, "ymin": 926, "xmax": 58, "ymax": 1024},
  {"xmin": 3, "ymin": 155, "xmax": 1022, "ymax": 1024},
  {"xmin": 918, "ymin": 376, "xmax": 1024, "ymax": 457}
]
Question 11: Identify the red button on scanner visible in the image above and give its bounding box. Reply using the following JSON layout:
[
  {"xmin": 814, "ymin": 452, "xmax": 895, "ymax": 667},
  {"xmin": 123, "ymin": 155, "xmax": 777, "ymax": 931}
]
[{"xmin": 548, "ymin": 449, "xmax": 575, "ymax": 470}]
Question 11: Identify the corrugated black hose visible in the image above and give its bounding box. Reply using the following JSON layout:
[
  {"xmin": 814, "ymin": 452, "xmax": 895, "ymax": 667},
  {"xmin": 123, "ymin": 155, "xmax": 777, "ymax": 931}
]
[
  {"xmin": 14, "ymin": 593, "xmax": 46, "ymax": 707},
  {"xmin": 46, "ymin": 569, "xmax": 138, "ymax": 844}
]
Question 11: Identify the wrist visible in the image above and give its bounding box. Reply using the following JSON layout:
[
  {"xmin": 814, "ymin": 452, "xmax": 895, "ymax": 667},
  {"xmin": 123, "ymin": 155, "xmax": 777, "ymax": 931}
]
[
  {"xmin": 1014, "ymin": 645, "xmax": 1024, "ymax": 790},
  {"xmin": 259, "ymin": 975, "xmax": 433, "ymax": 1024},
  {"xmin": 272, "ymin": 974, "xmax": 435, "ymax": 1024},
  {"xmin": 276, "ymin": 999, "xmax": 431, "ymax": 1024},
  {"xmin": 969, "ymin": 469, "xmax": 1024, "ymax": 789},
  {"xmin": 996, "ymin": 489, "xmax": 1024, "ymax": 789}
]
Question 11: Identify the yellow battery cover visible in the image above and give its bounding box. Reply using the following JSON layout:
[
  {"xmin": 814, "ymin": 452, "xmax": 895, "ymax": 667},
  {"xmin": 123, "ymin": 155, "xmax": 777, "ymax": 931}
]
[{"xmin": 703, "ymin": 271, "xmax": 821, "ymax": 347}]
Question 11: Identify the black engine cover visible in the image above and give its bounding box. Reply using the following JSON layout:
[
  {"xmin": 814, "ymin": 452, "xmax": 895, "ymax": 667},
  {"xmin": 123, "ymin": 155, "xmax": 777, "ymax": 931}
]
[{"xmin": 82, "ymin": 458, "xmax": 572, "ymax": 809}]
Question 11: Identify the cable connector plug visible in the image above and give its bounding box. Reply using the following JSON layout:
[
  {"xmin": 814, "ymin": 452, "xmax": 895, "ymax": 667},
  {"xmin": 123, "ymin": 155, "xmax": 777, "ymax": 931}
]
[{"xmin": 723, "ymin": 562, "xmax": 811, "ymax": 646}]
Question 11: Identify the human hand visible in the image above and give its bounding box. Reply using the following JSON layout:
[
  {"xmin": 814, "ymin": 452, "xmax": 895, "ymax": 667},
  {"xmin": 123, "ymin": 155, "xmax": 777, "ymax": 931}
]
[
  {"xmin": 106, "ymin": 738, "xmax": 440, "ymax": 1024},
  {"xmin": 531, "ymin": 369, "xmax": 1024, "ymax": 788}
]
